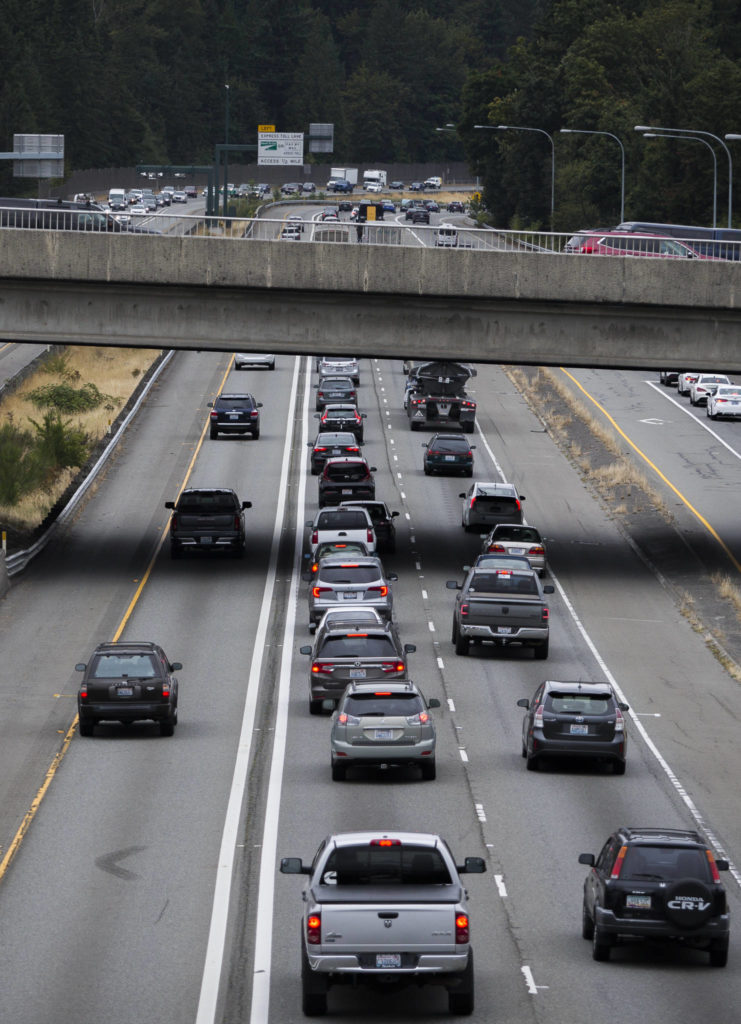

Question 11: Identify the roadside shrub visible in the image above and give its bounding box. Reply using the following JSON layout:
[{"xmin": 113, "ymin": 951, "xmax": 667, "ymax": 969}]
[
  {"xmin": 27, "ymin": 381, "xmax": 111, "ymax": 414},
  {"xmin": 42, "ymin": 351, "xmax": 71, "ymax": 376},
  {"xmin": 0, "ymin": 423, "xmax": 43, "ymax": 504},
  {"xmin": 29, "ymin": 411, "xmax": 89, "ymax": 472}
]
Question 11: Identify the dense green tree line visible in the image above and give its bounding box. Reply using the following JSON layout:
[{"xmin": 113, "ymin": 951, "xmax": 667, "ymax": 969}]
[{"xmin": 2, "ymin": 0, "xmax": 741, "ymax": 228}]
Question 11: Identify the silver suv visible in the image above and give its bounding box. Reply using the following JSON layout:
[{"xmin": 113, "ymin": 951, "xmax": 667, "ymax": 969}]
[
  {"xmin": 330, "ymin": 680, "xmax": 440, "ymax": 780},
  {"xmin": 307, "ymin": 555, "xmax": 396, "ymax": 624},
  {"xmin": 300, "ymin": 620, "xmax": 415, "ymax": 715}
]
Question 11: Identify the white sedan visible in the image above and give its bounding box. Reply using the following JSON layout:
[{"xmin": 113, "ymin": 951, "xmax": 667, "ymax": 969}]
[
  {"xmin": 234, "ymin": 353, "xmax": 275, "ymax": 371},
  {"xmin": 677, "ymin": 371, "xmax": 700, "ymax": 395},
  {"xmin": 689, "ymin": 373, "xmax": 730, "ymax": 405},
  {"xmin": 707, "ymin": 384, "xmax": 741, "ymax": 419}
]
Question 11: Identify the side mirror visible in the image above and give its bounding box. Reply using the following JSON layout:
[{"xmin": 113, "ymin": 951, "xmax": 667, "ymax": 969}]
[
  {"xmin": 75, "ymin": 663, "xmax": 86, "ymax": 672},
  {"xmin": 391, "ymin": 511, "xmax": 400, "ymax": 518},
  {"xmin": 458, "ymin": 492, "xmax": 466, "ymax": 499},
  {"xmin": 428, "ymin": 697, "xmax": 441, "ymax": 709},
  {"xmin": 207, "ymin": 401, "xmax": 213, "ymax": 408},
  {"xmin": 578, "ymin": 853, "xmax": 595, "ymax": 866},
  {"xmin": 280, "ymin": 857, "xmax": 311, "ymax": 875},
  {"xmin": 404, "ymin": 643, "xmax": 416, "ymax": 654},
  {"xmin": 388, "ymin": 573, "xmax": 399, "ymax": 582},
  {"xmin": 257, "ymin": 402, "xmax": 263, "ymax": 408},
  {"xmin": 421, "ymin": 443, "xmax": 428, "ymax": 448},
  {"xmin": 305, "ymin": 520, "xmax": 313, "ymax": 528},
  {"xmin": 321, "ymin": 699, "xmax": 336, "ymax": 712},
  {"xmin": 446, "ymin": 580, "xmax": 461, "ymax": 590},
  {"xmin": 619, "ymin": 702, "xmax": 629, "ymax": 712},
  {"xmin": 306, "ymin": 441, "xmax": 313, "ymax": 447},
  {"xmin": 516, "ymin": 698, "xmax": 530, "ymax": 709},
  {"xmin": 519, "ymin": 495, "xmax": 526, "ymax": 501},
  {"xmin": 308, "ymin": 622, "xmax": 317, "ymax": 635},
  {"xmin": 370, "ymin": 466, "xmax": 377, "ymax": 473},
  {"xmin": 470, "ymin": 445, "xmax": 476, "ymax": 450},
  {"xmin": 170, "ymin": 661, "xmax": 183, "ymax": 671},
  {"xmin": 543, "ymin": 585, "xmax": 554, "ymax": 594},
  {"xmin": 458, "ymin": 856, "xmax": 486, "ymax": 874},
  {"xmin": 241, "ymin": 501, "xmax": 252, "ymax": 509},
  {"xmin": 717, "ymin": 859, "xmax": 730, "ymax": 871},
  {"xmin": 165, "ymin": 501, "xmax": 175, "ymax": 509},
  {"xmin": 361, "ymin": 413, "xmax": 367, "ymax": 418},
  {"xmin": 299, "ymin": 646, "xmax": 312, "ymax": 655}
]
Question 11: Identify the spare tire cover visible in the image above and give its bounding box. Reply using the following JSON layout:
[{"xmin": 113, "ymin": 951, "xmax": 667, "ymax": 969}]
[{"xmin": 663, "ymin": 879, "xmax": 715, "ymax": 929}]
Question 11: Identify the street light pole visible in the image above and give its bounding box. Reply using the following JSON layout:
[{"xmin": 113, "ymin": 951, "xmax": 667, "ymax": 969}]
[
  {"xmin": 223, "ymin": 83, "xmax": 230, "ymax": 217},
  {"xmin": 642, "ymin": 133, "xmax": 717, "ymax": 228},
  {"xmin": 474, "ymin": 124, "xmax": 555, "ymax": 228},
  {"xmin": 635, "ymin": 125, "xmax": 732, "ymax": 227},
  {"xmin": 560, "ymin": 128, "xmax": 625, "ymax": 223}
]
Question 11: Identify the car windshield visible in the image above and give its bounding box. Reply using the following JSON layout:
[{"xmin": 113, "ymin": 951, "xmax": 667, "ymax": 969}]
[
  {"xmin": 316, "ymin": 543, "xmax": 366, "ymax": 559},
  {"xmin": 621, "ymin": 846, "xmax": 711, "ymax": 881},
  {"xmin": 91, "ymin": 653, "xmax": 158, "ymax": 678},
  {"xmin": 546, "ymin": 692, "xmax": 612, "ymax": 714},
  {"xmin": 316, "ymin": 511, "xmax": 368, "ymax": 529},
  {"xmin": 343, "ymin": 692, "xmax": 424, "ymax": 717},
  {"xmin": 318, "ymin": 635, "xmax": 396, "ymax": 657},
  {"xmin": 324, "ymin": 845, "xmax": 451, "ymax": 886},
  {"xmin": 318, "ymin": 565, "xmax": 379, "ymax": 584},
  {"xmin": 469, "ymin": 572, "xmax": 537, "ymax": 595}
]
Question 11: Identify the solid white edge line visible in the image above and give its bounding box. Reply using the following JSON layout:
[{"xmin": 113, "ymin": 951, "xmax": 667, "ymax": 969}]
[
  {"xmin": 249, "ymin": 357, "xmax": 311, "ymax": 1022},
  {"xmin": 646, "ymin": 380, "xmax": 741, "ymax": 461},
  {"xmin": 195, "ymin": 356, "xmax": 302, "ymax": 1024}
]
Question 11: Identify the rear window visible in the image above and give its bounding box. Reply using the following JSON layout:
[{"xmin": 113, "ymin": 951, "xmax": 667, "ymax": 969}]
[
  {"xmin": 546, "ymin": 692, "xmax": 612, "ymax": 714},
  {"xmin": 491, "ymin": 526, "xmax": 541, "ymax": 542},
  {"xmin": 430, "ymin": 438, "xmax": 469, "ymax": 452},
  {"xmin": 91, "ymin": 653, "xmax": 158, "ymax": 678},
  {"xmin": 469, "ymin": 572, "xmax": 537, "ymax": 595},
  {"xmin": 622, "ymin": 846, "xmax": 711, "ymax": 882},
  {"xmin": 343, "ymin": 692, "xmax": 424, "ymax": 717},
  {"xmin": 215, "ymin": 396, "xmax": 253, "ymax": 409},
  {"xmin": 317, "ymin": 635, "xmax": 396, "ymax": 658},
  {"xmin": 315, "ymin": 543, "xmax": 367, "ymax": 559},
  {"xmin": 318, "ymin": 565, "xmax": 379, "ymax": 584},
  {"xmin": 178, "ymin": 493, "xmax": 237, "ymax": 513},
  {"xmin": 325, "ymin": 465, "xmax": 368, "ymax": 482},
  {"xmin": 317, "ymin": 511, "xmax": 368, "ymax": 529},
  {"xmin": 324, "ymin": 844, "xmax": 452, "ymax": 885}
]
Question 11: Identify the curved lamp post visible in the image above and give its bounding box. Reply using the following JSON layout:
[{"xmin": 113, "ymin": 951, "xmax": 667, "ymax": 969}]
[
  {"xmin": 559, "ymin": 128, "xmax": 625, "ymax": 223},
  {"xmin": 474, "ymin": 124, "xmax": 555, "ymax": 228},
  {"xmin": 642, "ymin": 133, "xmax": 717, "ymax": 228},
  {"xmin": 635, "ymin": 125, "xmax": 732, "ymax": 227}
]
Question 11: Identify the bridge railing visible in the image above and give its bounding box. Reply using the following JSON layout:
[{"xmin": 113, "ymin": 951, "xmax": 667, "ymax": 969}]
[{"xmin": 2, "ymin": 208, "xmax": 741, "ymax": 260}]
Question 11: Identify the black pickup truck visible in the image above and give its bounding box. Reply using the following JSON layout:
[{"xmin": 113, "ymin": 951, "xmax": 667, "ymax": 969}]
[{"xmin": 166, "ymin": 488, "xmax": 251, "ymax": 558}]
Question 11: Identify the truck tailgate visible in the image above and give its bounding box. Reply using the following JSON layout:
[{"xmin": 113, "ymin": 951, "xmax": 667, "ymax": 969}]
[
  {"xmin": 320, "ymin": 903, "xmax": 457, "ymax": 954},
  {"xmin": 465, "ymin": 596, "xmax": 544, "ymax": 628}
]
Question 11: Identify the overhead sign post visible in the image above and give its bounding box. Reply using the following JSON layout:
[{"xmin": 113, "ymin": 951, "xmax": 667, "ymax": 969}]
[
  {"xmin": 258, "ymin": 132, "xmax": 304, "ymax": 166},
  {"xmin": 0, "ymin": 134, "xmax": 65, "ymax": 179}
]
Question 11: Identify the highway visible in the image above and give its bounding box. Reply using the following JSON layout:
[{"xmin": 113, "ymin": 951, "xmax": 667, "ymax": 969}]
[{"xmin": 0, "ymin": 352, "xmax": 740, "ymax": 1024}]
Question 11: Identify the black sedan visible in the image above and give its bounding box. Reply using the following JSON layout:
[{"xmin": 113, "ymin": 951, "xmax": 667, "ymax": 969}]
[
  {"xmin": 517, "ymin": 680, "xmax": 629, "ymax": 773},
  {"xmin": 307, "ymin": 431, "xmax": 361, "ymax": 475},
  {"xmin": 76, "ymin": 641, "xmax": 181, "ymax": 737},
  {"xmin": 422, "ymin": 434, "xmax": 475, "ymax": 476},
  {"xmin": 447, "ymin": 200, "xmax": 465, "ymax": 213},
  {"xmin": 316, "ymin": 404, "xmax": 366, "ymax": 442}
]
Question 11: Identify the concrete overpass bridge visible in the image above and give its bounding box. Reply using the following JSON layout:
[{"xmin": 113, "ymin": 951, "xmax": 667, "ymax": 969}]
[{"xmin": 1, "ymin": 226, "xmax": 740, "ymax": 370}]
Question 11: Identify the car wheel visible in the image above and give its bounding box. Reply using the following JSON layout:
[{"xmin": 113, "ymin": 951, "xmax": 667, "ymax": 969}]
[
  {"xmin": 463, "ymin": 421, "xmax": 475, "ymax": 434},
  {"xmin": 410, "ymin": 421, "xmax": 419, "ymax": 431},
  {"xmin": 170, "ymin": 544, "xmax": 183, "ymax": 560},
  {"xmin": 252, "ymin": 428, "xmax": 260, "ymax": 439},
  {"xmin": 582, "ymin": 904, "xmax": 595, "ymax": 940},
  {"xmin": 455, "ymin": 630, "xmax": 470, "ymax": 656},
  {"xmin": 448, "ymin": 950, "xmax": 474, "ymax": 1015},
  {"xmin": 533, "ymin": 639, "xmax": 549, "ymax": 660},
  {"xmin": 210, "ymin": 427, "xmax": 218, "ymax": 439},
  {"xmin": 525, "ymin": 753, "xmax": 539, "ymax": 771},
  {"xmin": 592, "ymin": 924, "xmax": 611, "ymax": 961},
  {"xmin": 465, "ymin": 467, "xmax": 473, "ymax": 477},
  {"xmin": 233, "ymin": 543, "xmax": 246, "ymax": 559},
  {"xmin": 159, "ymin": 715, "xmax": 175, "ymax": 737},
  {"xmin": 420, "ymin": 759, "xmax": 436, "ymax": 781},
  {"xmin": 613, "ymin": 759, "xmax": 626, "ymax": 775},
  {"xmin": 710, "ymin": 937, "xmax": 729, "ymax": 967},
  {"xmin": 331, "ymin": 761, "xmax": 346, "ymax": 781},
  {"xmin": 424, "ymin": 464, "xmax": 431, "ymax": 475},
  {"xmin": 309, "ymin": 699, "xmax": 323, "ymax": 716},
  {"xmin": 302, "ymin": 939, "xmax": 328, "ymax": 1015},
  {"xmin": 78, "ymin": 717, "xmax": 94, "ymax": 737},
  {"xmin": 268, "ymin": 361, "xmax": 275, "ymax": 371}
]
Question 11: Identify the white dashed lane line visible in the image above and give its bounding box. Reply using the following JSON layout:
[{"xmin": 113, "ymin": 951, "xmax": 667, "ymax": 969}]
[
  {"xmin": 475, "ymin": 803, "xmax": 486, "ymax": 823},
  {"xmin": 459, "ymin": 749, "xmax": 469, "ymax": 762},
  {"xmin": 494, "ymin": 874, "xmax": 507, "ymax": 898},
  {"xmin": 421, "ymin": 589, "xmax": 428, "ymax": 599},
  {"xmin": 446, "ymin": 697, "xmax": 455, "ymax": 711},
  {"xmin": 428, "ymin": 621, "xmax": 435, "ymax": 632}
]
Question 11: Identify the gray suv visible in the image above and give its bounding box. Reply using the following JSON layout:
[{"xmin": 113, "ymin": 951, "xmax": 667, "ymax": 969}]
[
  {"xmin": 330, "ymin": 680, "xmax": 440, "ymax": 780},
  {"xmin": 300, "ymin": 619, "xmax": 415, "ymax": 715},
  {"xmin": 307, "ymin": 554, "xmax": 396, "ymax": 624}
]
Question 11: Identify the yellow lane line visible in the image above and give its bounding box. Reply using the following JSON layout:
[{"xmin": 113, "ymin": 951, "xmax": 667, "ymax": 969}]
[
  {"xmin": 0, "ymin": 356, "xmax": 235, "ymax": 882},
  {"xmin": 560, "ymin": 367, "xmax": 741, "ymax": 574}
]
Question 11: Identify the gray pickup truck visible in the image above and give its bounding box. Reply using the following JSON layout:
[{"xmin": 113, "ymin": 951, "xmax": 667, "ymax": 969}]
[
  {"xmin": 165, "ymin": 487, "xmax": 251, "ymax": 558},
  {"xmin": 447, "ymin": 566, "xmax": 554, "ymax": 658},
  {"xmin": 281, "ymin": 830, "xmax": 485, "ymax": 1016}
]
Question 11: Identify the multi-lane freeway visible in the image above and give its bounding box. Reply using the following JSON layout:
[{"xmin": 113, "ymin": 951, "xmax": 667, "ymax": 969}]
[{"xmin": 0, "ymin": 352, "xmax": 740, "ymax": 1024}]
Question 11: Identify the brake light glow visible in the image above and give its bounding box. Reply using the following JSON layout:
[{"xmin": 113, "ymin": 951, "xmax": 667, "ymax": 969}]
[
  {"xmin": 407, "ymin": 711, "xmax": 429, "ymax": 725},
  {"xmin": 311, "ymin": 662, "xmax": 333, "ymax": 674},
  {"xmin": 488, "ymin": 543, "xmax": 505, "ymax": 553},
  {"xmin": 374, "ymin": 691, "xmax": 392, "ymax": 696},
  {"xmin": 79, "ymin": 683, "xmax": 88, "ymax": 699},
  {"xmin": 541, "ymin": 606, "xmax": 549, "ymax": 621},
  {"xmin": 460, "ymin": 603, "xmax": 469, "ymax": 617},
  {"xmin": 707, "ymin": 850, "xmax": 721, "ymax": 883},
  {"xmin": 611, "ymin": 845, "xmax": 628, "ymax": 879},
  {"xmin": 380, "ymin": 661, "xmax": 405, "ymax": 673},
  {"xmin": 370, "ymin": 839, "xmax": 401, "ymax": 846},
  {"xmin": 367, "ymin": 585, "xmax": 388, "ymax": 597},
  {"xmin": 338, "ymin": 712, "xmax": 360, "ymax": 725},
  {"xmin": 307, "ymin": 914, "xmax": 321, "ymax": 944},
  {"xmin": 345, "ymin": 632, "xmax": 368, "ymax": 637},
  {"xmin": 162, "ymin": 681, "xmax": 170, "ymax": 698},
  {"xmin": 455, "ymin": 914, "xmax": 469, "ymax": 943},
  {"xmin": 312, "ymin": 586, "xmax": 331, "ymax": 597}
]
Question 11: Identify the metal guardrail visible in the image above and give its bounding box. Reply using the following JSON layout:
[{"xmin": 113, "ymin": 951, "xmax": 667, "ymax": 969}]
[
  {"xmin": 2, "ymin": 208, "xmax": 741, "ymax": 258},
  {"xmin": 5, "ymin": 351, "xmax": 175, "ymax": 578}
]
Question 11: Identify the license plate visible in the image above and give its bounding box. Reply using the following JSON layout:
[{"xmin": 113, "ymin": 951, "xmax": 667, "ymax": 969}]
[
  {"xmin": 201, "ymin": 536, "xmax": 213, "ymax": 544},
  {"xmin": 438, "ymin": 403, "xmax": 450, "ymax": 414},
  {"xmin": 444, "ymin": 455, "xmax": 456, "ymax": 461},
  {"xmin": 570, "ymin": 723, "xmax": 589, "ymax": 735},
  {"xmin": 331, "ymin": 449, "xmax": 341, "ymax": 455},
  {"xmin": 117, "ymin": 687, "xmax": 133, "ymax": 697},
  {"xmin": 626, "ymin": 894, "xmax": 651, "ymax": 909},
  {"xmin": 374, "ymin": 729, "xmax": 393, "ymax": 740},
  {"xmin": 349, "ymin": 668, "xmax": 366, "ymax": 678},
  {"xmin": 229, "ymin": 413, "xmax": 240, "ymax": 420},
  {"xmin": 329, "ymin": 392, "xmax": 342, "ymax": 398},
  {"xmin": 376, "ymin": 954, "xmax": 401, "ymax": 969},
  {"xmin": 342, "ymin": 488, "xmax": 353, "ymax": 494},
  {"xmin": 343, "ymin": 591, "xmax": 358, "ymax": 600},
  {"xmin": 496, "ymin": 626, "xmax": 512, "ymax": 635},
  {"xmin": 510, "ymin": 547, "xmax": 524, "ymax": 554}
]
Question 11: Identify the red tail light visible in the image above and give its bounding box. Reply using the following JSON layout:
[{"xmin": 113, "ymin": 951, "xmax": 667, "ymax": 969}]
[
  {"xmin": 614, "ymin": 706, "xmax": 625, "ymax": 732},
  {"xmin": 307, "ymin": 913, "xmax": 321, "ymax": 944},
  {"xmin": 312, "ymin": 586, "xmax": 331, "ymax": 598},
  {"xmin": 533, "ymin": 703, "xmax": 544, "ymax": 728},
  {"xmin": 381, "ymin": 661, "xmax": 405, "ymax": 673},
  {"xmin": 455, "ymin": 914, "xmax": 470, "ymax": 944},
  {"xmin": 529, "ymin": 545, "xmax": 545, "ymax": 555},
  {"xmin": 460, "ymin": 603, "xmax": 469, "ymax": 618},
  {"xmin": 210, "ymin": 411, "xmax": 218, "ymax": 420},
  {"xmin": 367, "ymin": 529, "xmax": 374, "ymax": 544},
  {"xmin": 162, "ymin": 681, "xmax": 170, "ymax": 698},
  {"xmin": 234, "ymin": 515, "xmax": 240, "ymax": 529},
  {"xmin": 610, "ymin": 845, "xmax": 628, "ymax": 879},
  {"xmin": 541, "ymin": 606, "xmax": 549, "ymax": 621},
  {"xmin": 314, "ymin": 446, "xmax": 327, "ymax": 452},
  {"xmin": 470, "ymin": 497, "xmax": 476, "ymax": 509},
  {"xmin": 371, "ymin": 839, "xmax": 401, "ymax": 846},
  {"xmin": 250, "ymin": 410, "xmax": 258, "ymax": 419},
  {"xmin": 79, "ymin": 683, "xmax": 88, "ymax": 700},
  {"xmin": 367, "ymin": 585, "xmax": 388, "ymax": 597},
  {"xmin": 488, "ymin": 543, "xmax": 505, "ymax": 553},
  {"xmin": 311, "ymin": 662, "xmax": 334, "ymax": 674},
  {"xmin": 311, "ymin": 530, "xmax": 318, "ymax": 544},
  {"xmin": 707, "ymin": 850, "xmax": 722, "ymax": 883}
]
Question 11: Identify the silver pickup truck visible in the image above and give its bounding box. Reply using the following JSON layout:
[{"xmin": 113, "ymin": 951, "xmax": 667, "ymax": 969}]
[
  {"xmin": 447, "ymin": 566, "xmax": 555, "ymax": 659},
  {"xmin": 280, "ymin": 830, "xmax": 486, "ymax": 1016}
]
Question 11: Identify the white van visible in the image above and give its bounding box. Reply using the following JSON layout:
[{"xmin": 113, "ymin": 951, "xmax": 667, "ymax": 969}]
[
  {"xmin": 434, "ymin": 224, "xmax": 458, "ymax": 247},
  {"xmin": 424, "ymin": 176, "xmax": 443, "ymax": 189},
  {"xmin": 108, "ymin": 188, "xmax": 127, "ymax": 210}
]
